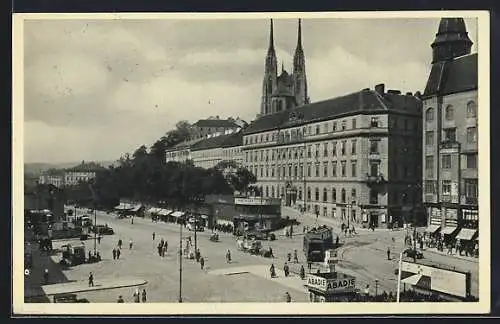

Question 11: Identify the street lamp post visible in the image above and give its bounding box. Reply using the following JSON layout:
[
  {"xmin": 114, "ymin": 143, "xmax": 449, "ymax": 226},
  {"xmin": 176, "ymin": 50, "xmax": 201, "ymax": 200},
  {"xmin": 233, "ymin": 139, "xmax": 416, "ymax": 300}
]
[
  {"xmin": 396, "ymin": 251, "xmax": 404, "ymax": 302},
  {"xmin": 374, "ymin": 279, "xmax": 379, "ymax": 298},
  {"xmin": 179, "ymin": 220, "xmax": 183, "ymax": 303},
  {"xmin": 93, "ymin": 207, "xmax": 97, "ymax": 257}
]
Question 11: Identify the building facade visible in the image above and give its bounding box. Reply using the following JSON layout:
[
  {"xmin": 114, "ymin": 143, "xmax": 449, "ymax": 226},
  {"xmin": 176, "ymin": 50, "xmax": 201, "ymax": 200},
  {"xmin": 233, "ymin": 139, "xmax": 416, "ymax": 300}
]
[
  {"xmin": 260, "ymin": 19, "xmax": 309, "ymax": 117},
  {"xmin": 243, "ymin": 85, "xmax": 423, "ymax": 228},
  {"xmin": 63, "ymin": 162, "xmax": 104, "ymax": 186},
  {"xmin": 422, "ymin": 18, "xmax": 479, "ymax": 243},
  {"xmin": 167, "ymin": 132, "xmax": 243, "ymax": 169},
  {"xmin": 190, "ymin": 117, "xmax": 245, "ymax": 140}
]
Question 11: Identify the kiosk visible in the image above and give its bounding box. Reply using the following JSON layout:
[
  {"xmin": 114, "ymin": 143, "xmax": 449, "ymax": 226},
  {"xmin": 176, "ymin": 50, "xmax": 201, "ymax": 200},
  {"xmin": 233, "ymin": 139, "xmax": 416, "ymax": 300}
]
[{"xmin": 306, "ymin": 271, "xmax": 357, "ymax": 302}]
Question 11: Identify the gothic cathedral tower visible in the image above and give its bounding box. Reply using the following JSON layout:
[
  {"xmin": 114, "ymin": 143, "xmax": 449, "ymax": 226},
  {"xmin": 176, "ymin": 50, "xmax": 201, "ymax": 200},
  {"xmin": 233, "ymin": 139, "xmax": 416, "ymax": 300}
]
[
  {"xmin": 292, "ymin": 19, "xmax": 309, "ymax": 106},
  {"xmin": 260, "ymin": 19, "xmax": 278, "ymax": 116},
  {"xmin": 260, "ymin": 19, "xmax": 310, "ymax": 117}
]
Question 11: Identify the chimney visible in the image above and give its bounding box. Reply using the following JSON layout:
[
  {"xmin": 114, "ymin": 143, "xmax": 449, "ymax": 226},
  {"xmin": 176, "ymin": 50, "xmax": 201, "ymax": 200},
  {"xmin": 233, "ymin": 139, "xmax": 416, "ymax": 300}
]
[
  {"xmin": 387, "ymin": 90, "xmax": 401, "ymax": 95},
  {"xmin": 374, "ymin": 84, "xmax": 385, "ymax": 95}
]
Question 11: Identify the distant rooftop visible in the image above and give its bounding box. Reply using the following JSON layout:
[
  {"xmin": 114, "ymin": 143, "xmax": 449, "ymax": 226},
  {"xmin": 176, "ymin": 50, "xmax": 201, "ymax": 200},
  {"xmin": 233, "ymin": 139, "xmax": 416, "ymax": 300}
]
[{"xmin": 65, "ymin": 161, "xmax": 105, "ymax": 172}]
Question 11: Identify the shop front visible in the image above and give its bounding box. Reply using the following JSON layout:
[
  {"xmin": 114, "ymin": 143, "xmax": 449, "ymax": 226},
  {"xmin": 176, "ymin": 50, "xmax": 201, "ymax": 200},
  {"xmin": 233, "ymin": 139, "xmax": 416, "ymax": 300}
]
[
  {"xmin": 361, "ymin": 208, "xmax": 389, "ymax": 229},
  {"xmin": 306, "ymin": 272, "xmax": 357, "ymax": 302},
  {"xmin": 234, "ymin": 196, "xmax": 282, "ymax": 231}
]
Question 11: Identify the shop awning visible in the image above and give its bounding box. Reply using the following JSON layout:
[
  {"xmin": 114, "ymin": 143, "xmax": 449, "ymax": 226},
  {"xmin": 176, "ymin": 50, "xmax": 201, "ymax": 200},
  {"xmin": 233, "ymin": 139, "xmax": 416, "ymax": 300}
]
[
  {"xmin": 442, "ymin": 227, "xmax": 457, "ymax": 235},
  {"xmin": 170, "ymin": 211, "xmax": 185, "ymax": 218},
  {"xmin": 201, "ymin": 215, "xmax": 208, "ymax": 219},
  {"xmin": 130, "ymin": 205, "xmax": 142, "ymax": 212},
  {"xmin": 147, "ymin": 207, "xmax": 158, "ymax": 214},
  {"xmin": 216, "ymin": 219, "xmax": 233, "ymax": 226},
  {"xmin": 401, "ymin": 274, "xmax": 423, "ymax": 286},
  {"xmin": 455, "ymin": 228, "xmax": 477, "ymax": 241},
  {"xmin": 424, "ymin": 224, "xmax": 441, "ymax": 234},
  {"xmin": 158, "ymin": 209, "xmax": 172, "ymax": 216}
]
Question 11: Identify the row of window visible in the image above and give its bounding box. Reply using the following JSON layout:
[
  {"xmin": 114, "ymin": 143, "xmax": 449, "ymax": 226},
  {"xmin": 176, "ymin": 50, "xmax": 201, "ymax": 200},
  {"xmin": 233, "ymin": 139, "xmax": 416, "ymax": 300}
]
[
  {"xmin": 248, "ymin": 160, "xmax": 362, "ymax": 179},
  {"xmin": 423, "ymin": 179, "xmax": 478, "ymax": 198},
  {"xmin": 244, "ymin": 117, "xmax": 389, "ymax": 145},
  {"xmin": 424, "ymin": 127, "xmax": 477, "ymax": 145},
  {"xmin": 425, "ymin": 101, "xmax": 477, "ymax": 122},
  {"xmin": 245, "ymin": 139, "xmax": 384, "ymax": 163},
  {"xmin": 425, "ymin": 153, "xmax": 477, "ymax": 172}
]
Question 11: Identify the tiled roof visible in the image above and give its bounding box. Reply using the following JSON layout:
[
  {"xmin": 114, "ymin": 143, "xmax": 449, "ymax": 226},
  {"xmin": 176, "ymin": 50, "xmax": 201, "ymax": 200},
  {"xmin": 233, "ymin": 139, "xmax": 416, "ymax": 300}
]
[
  {"xmin": 193, "ymin": 119, "xmax": 239, "ymax": 128},
  {"xmin": 191, "ymin": 132, "xmax": 242, "ymax": 151},
  {"xmin": 66, "ymin": 162, "xmax": 105, "ymax": 172},
  {"xmin": 243, "ymin": 89, "xmax": 406, "ymax": 135},
  {"xmin": 423, "ymin": 53, "xmax": 477, "ymax": 97}
]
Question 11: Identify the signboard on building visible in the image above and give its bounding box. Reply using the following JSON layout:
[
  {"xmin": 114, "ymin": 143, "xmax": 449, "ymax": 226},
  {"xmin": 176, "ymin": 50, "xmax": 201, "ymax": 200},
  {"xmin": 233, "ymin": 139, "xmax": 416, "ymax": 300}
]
[
  {"xmin": 234, "ymin": 197, "xmax": 281, "ymax": 206},
  {"xmin": 401, "ymin": 261, "xmax": 469, "ymax": 298},
  {"xmin": 307, "ymin": 274, "xmax": 356, "ymax": 294}
]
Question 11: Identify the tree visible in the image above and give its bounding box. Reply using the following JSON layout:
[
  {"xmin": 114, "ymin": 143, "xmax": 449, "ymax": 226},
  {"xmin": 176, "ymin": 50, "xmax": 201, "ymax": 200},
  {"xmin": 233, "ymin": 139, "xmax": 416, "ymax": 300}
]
[{"xmin": 214, "ymin": 161, "xmax": 256, "ymax": 194}]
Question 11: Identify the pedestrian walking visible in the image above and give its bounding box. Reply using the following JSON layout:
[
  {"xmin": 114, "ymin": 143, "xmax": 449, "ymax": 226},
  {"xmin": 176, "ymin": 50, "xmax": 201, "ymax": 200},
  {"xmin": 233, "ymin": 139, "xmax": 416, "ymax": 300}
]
[
  {"xmin": 293, "ymin": 249, "xmax": 299, "ymax": 263},
  {"xmin": 285, "ymin": 292, "xmax": 292, "ymax": 303},
  {"xmin": 88, "ymin": 272, "xmax": 94, "ymax": 287},
  {"xmin": 269, "ymin": 247, "xmax": 274, "ymax": 258},
  {"xmin": 336, "ymin": 236, "xmax": 339, "ymax": 247},
  {"xmin": 364, "ymin": 284, "xmax": 370, "ymax": 297},
  {"xmin": 344, "ymin": 228, "xmax": 348, "ymax": 236},
  {"xmin": 157, "ymin": 243, "xmax": 163, "ymax": 257},
  {"xmin": 43, "ymin": 268, "xmax": 49, "ymax": 285},
  {"xmin": 226, "ymin": 250, "xmax": 231, "ymax": 263},
  {"xmin": 307, "ymin": 260, "xmax": 312, "ymax": 272},
  {"xmin": 97, "ymin": 235, "xmax": 101, "ymax": 244},
  {"xmin": 116, "ymin": 248, "xmax": 121, "ymax": 259},
  {"xmin": 133, "ymin": 291, "xmax": 140, "ymax": 303},
  {"xmin": 287, "ymin": 252, "xmax": 292, "ymax": 262},
  {"xmin": 387, "ymin": 247, "xmax": 391, "ymax": 260},
  {"xmin": 129, "ymin": 239, "xmax": 133, "ymax": 250},
  {"xmin": 284, "ymin": 262, "xmax": 290, "ymax": 277},
  {"xmin": 300, "ymin": 265, "xmax": 305, "ymax": 280},
  {"xmin": 152, "ymin": 232, "xmax": 156, "ymax": 240},
  {"xmin": 162, "ymin": 245, "xmax": 167, "ymax": 257},
  {"xmin": 112, "ymin": 248, "xmax": 117, "ymax": 260},
  {"xmin": 88, "ymin": 251, "xmax": 92, "ymax": 261},
  {"xmin": 200, "ymin": 257, "xmax": 205, "ymax": 270},
  {"xmin": 164, "ymin": 240, "xmax": 168, "ymax": 252},
  {"xmin": 141, "ymin": 289, "xmax": 147, "ymax": 303},
  {"xmin": 118, "ymin": 239, "xmax": 123, "ymax": 249},
  {"xmin": 117, "ymin": 295, "xmax": 124, "ymax": 303},
  {"xmin": 270, "ymin": 264, "xmax": 276, "ymax": 278}
]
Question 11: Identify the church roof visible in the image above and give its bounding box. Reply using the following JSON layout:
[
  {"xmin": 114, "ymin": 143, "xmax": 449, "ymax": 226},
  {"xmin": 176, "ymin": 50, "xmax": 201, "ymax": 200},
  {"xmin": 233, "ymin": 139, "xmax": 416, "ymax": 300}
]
[
  {"xmin": 244, "ymin": 89, "xmax": 420, "ymax": 135},
  {"xmin": 423, "ymin": 53, "xmax": 477, "ymax": 97}
]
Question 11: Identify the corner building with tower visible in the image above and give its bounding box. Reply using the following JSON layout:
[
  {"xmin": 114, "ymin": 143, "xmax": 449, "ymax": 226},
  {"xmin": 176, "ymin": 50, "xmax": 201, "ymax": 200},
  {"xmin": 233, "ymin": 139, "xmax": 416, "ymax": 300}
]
[{"xmin": 421, "ymin": 18, "xmax": 479, "ymax": 246}]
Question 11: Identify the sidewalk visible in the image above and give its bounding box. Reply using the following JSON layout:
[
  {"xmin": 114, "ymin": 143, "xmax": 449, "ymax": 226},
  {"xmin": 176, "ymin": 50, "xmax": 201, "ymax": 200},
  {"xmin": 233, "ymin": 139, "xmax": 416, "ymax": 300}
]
[
  {"xmin": 29, "ymin": 277, "xmax": 147, "ymax": 298},
  {"xmin": 422, "ymin": 247, "xmax": 479, "ymax": 263}
]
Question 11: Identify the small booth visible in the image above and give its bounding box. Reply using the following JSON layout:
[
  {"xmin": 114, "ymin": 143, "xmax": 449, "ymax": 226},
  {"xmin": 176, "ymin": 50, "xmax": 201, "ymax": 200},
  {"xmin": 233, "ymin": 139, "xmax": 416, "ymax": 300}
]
[{"xmin": 306, "ymin": 272, "xmax": 357, "ymax": 302}]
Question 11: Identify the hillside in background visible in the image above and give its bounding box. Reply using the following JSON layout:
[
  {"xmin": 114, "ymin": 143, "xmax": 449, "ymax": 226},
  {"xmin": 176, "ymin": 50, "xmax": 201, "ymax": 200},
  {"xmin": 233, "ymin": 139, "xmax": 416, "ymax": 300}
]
[{"xmin": 24, "ymin": 160, "xmax": 117, "ymax": 175}]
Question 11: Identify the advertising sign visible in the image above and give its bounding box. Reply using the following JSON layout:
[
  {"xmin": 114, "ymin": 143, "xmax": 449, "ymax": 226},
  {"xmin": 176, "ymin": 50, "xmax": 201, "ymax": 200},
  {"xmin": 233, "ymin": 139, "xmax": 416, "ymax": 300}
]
[
  {"xmin": 401, "ymin": 261, "xmax": 469, "ymax": 298},
  {"xmin": 307, "ymin": 274, "xmax": 356, "ymax": 294},
  {"xmin": 234, "ymin": 197, "xmax": 281, "ymax": 206}
]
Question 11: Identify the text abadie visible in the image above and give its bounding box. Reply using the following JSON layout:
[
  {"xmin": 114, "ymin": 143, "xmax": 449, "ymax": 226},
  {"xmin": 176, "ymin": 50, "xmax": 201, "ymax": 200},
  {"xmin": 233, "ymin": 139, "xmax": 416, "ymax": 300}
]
[{"xmin": 307, "ymin": 275, "xmax": 356, "ymax": 292}]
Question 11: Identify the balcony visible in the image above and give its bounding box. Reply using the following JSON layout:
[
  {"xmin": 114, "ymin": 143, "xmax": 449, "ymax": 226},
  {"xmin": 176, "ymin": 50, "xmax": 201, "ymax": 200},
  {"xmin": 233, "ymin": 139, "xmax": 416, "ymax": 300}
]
[{"xmin": 365, "ymin": 173, "xmax": 386, "ymax": 186}]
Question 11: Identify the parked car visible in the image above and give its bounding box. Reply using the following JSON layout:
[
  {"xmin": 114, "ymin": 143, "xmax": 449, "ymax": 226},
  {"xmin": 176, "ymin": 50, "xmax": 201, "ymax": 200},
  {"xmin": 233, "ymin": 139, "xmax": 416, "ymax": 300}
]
[
  {"xmin": 91, "ymin": 225, "xmax": 114, "ymax": 235},
  {"xmin": 403, "ymin": 248, "xmax": 423, "ymax": 259}
]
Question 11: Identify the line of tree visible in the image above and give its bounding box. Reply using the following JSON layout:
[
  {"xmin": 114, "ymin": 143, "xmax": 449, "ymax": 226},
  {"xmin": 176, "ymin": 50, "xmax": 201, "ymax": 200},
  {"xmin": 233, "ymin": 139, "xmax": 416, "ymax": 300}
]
[{"xmin": 64, "ymin": 121, "xmax": 257, "ymax": 209}]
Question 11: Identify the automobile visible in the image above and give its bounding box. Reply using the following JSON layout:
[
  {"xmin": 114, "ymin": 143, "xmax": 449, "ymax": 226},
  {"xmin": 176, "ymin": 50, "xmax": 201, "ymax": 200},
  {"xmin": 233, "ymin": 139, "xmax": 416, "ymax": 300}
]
[
  {"xmin": 403, "ymin": 248, "xmax": 423, "ymax": 259},
  {"xmin": 91, "ymin": 225, "xmax": 114, "ymax": 235}
]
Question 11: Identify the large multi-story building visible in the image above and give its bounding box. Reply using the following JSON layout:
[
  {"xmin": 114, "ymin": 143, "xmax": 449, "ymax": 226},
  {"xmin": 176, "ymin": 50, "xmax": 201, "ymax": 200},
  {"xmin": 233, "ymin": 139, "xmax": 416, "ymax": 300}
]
[
  {"xmin": 260, "ymin": 19, "xmax": 309, "ymax": 117},
  {"xmin": 189, "ymin": 117, "xmax": 246, "ymax": 140},
  {"xmin": 190, "ymin": 132, "xmax": 243, "ymax": 169},
  {"xmin": 38, "ymin": 169, "xmax": 65, "ymax": 188},
  {"xmin": 242, "ymin": 84, "xmax": 423, "ymax": 228},
  {"xmin": 63, "ymin": 161, "xmax": 104, "ymax": 186},
  {"xmin": 421, "ymin": 18, "xmax": 478, "ymax": 243}
]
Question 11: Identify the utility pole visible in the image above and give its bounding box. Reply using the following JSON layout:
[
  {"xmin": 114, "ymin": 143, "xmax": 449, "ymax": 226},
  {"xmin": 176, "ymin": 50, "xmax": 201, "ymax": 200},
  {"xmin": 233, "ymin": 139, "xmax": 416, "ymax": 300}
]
[
  {"xmin": 94, "ymin": 208, "xmax": 97, "ymax": 256},
  {"xmin": 374, "ymin": 279, "xmax": 379, "ymax": 297},
  {"xmin": 179, "ymin": 220, "xmax": 183, "ymax": 303}
]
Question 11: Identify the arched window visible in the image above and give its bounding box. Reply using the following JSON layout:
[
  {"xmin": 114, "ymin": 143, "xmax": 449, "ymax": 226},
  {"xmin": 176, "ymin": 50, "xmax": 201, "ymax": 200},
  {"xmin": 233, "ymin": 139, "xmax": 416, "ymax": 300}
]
[
  {"xmin": 315, "ymin": 188, "xmax": 320, "ymax": 201},
  {"xmin": 467, "ymin": 101, "xmax": 477, "ymax": 118},
  {"xmin": 425, "ymin": 108, "xmax": 434, "ymax": 122},
  {"xmin": 332, "ymin": 188, "xmax": 337, "ymax": 202},
  {"xmin": 271, "ymin": 186, "xmax": 275, "ymax": 198},
  {"xmin": 307, "ymin": 187, "xmax": 311, "ymax": 200},
  {"xmin": 323, "ymin": 188, "xmax": 328, "ymax": 202},
  {"xmin": 445, "ymin": 105, "xmax": 454, "ymax": 120},
  {"xmin": 341, "ymin": 189, "xmax": 346, "ymax": 203}
]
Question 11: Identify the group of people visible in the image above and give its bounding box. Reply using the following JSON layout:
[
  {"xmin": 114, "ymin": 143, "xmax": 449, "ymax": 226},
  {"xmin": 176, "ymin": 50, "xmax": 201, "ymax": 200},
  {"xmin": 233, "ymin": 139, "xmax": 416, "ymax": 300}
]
[
  {"xmin": 340, "ymin": 223, "xmax": 358, "ymax": 237},
  {"xmin": 213, "ymin": 223, "xmax": 234, "ymax": 234},
  {"xmin": 286, "ymin": 249, "xmax": 299, "ymax": 263},
  {"xmin": 156, "ymin": 237, "xmax": 168, "ymax": 257},
  {"xmin": 117, "ymin": 288, "xmax": 147, "ymax": 303}
]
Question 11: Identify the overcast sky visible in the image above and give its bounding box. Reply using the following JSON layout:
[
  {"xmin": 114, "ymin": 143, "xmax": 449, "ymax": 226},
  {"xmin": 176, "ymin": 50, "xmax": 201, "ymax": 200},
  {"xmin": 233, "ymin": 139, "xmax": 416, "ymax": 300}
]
[{"xmin": 23, "ymin": 16, "xmax": 478, "ymax": 164}]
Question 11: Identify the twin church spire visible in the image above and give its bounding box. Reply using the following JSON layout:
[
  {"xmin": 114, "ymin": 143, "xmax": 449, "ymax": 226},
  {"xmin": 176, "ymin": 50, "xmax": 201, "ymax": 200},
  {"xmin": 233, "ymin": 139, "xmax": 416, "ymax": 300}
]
[{"xmin": 260, "ymin": 19, "xmax": 309, "ymax": 117}]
